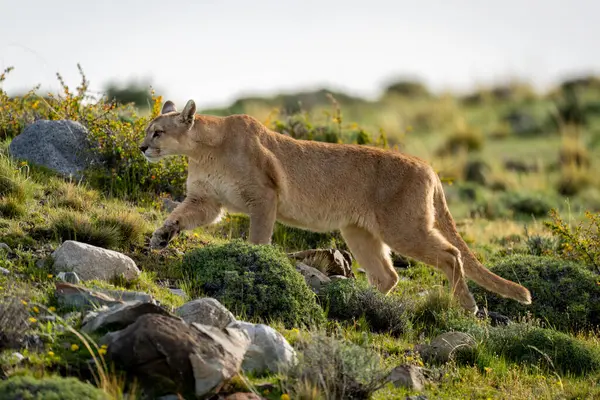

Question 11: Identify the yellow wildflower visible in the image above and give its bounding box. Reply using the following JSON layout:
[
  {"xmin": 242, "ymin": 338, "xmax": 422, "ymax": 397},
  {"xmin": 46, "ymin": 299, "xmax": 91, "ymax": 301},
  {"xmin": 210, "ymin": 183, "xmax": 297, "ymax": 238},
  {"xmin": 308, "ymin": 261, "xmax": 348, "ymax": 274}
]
[
  {"xmin": 98, "ymin": 348, "xmax": 107, "ymax": 356},
  {"xmin": 32, "ymin": 306, "xmax": 39, "ymax": 313},
  {"xmin": 71, "ymin": 344, "xmax": 79, "ymax": 351},
  {"xmin": 21, "ymin": 300, "xmax": 28, "ymax": 306},
  {"xmin": 281, "ymin": 395, "xmax": 290, "ymax": 400},
  {"xmin": 48, "ymin": 307, "xmax": 56, "ymax": 312},
  {"xmin": 28, "ymin": 317, "xmax": 37, "ymax": 323},
  {"xmin": 48, "ymin": 351, "xmax": 55, "ymax": 357}
]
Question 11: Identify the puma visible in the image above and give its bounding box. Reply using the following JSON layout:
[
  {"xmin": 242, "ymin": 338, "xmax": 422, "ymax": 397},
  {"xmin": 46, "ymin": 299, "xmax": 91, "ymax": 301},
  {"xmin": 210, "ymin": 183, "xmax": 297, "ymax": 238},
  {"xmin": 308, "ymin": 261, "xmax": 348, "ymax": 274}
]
[{"xmin": 139, "ymin": 99, "xmax": 532, "ymax": 313}]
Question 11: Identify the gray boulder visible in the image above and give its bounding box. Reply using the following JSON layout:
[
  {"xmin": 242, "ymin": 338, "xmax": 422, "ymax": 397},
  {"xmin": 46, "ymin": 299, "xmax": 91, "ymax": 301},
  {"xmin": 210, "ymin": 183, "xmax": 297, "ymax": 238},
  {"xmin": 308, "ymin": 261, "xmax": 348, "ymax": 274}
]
[
  {"xmin": 8, "ymin": 120, "xmax": 100, "ymax": 178},
  {"xmin": 52, "ymin": 240, "xmax": 140, "ymax": 282},
  {"xmin": 175, "ymin": 298, "xmax": 236, "ymax": 329},
  {"xmin": 295, "ymin": 262, "xmax": 331, "ymax": 294},
  {"xmin": 416, "ymin": 331, "xmax": 476, "ymax": 364},
  {"xmin": 81, "ymin": 301, "xmax": 172, "ymax": 334}
]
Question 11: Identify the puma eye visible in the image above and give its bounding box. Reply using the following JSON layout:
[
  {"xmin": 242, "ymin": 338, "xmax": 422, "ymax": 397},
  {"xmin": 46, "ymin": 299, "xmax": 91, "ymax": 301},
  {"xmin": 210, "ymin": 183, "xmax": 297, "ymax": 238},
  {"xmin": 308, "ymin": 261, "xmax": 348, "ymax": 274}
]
[{"xmin": 152, "ymin": 130, "xmax": 163, "ymax": 139}]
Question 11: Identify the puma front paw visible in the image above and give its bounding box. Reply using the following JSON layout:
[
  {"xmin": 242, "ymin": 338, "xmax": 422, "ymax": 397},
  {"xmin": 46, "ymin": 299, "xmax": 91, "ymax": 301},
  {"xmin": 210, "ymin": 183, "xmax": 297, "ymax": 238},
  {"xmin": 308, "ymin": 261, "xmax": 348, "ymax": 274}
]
[{"xmin": 150, "ymin": 220, "xmax": 180, "ymax": 249}]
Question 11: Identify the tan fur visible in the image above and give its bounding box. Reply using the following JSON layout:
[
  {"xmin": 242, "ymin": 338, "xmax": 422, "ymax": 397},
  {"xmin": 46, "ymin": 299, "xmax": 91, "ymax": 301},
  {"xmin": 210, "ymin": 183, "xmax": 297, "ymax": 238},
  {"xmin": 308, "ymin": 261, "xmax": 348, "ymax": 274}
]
[{"xmin": 140, "ymin": 99, "xmax": 532, "ymax": 313}]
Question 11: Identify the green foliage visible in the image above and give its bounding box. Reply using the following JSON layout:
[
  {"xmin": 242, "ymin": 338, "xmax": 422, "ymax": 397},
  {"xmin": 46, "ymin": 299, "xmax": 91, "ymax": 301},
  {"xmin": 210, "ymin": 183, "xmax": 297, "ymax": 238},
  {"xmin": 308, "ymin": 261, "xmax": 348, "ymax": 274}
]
[
  {"xmin": 500, "ymin": 191, "xmax": 553, "ymax": 218},
  {"xmin": 104, "ymin": 81, "xmax": 152, "ymax": 109},
  {"xmin": 544, "ymin": 209, "xmax": 600, "ymax": 272},
  {"xmin": 0, "ymin": 196, "xmax": 26, "ymax": 218},
  {"xmin": 484, "ymin": 324, "xmax": 600, "ymax": 376},
  {"xmin": 181, "ymin": 240, "xmax": 325, "ymax": 328},
  {"xmin": 49, "ymin": 211, "xmax": 121, "ymax": 250},
  {"xmin": 384, "ymin": 79, "xmax": 429, "ymax": 98},
  {"xmin": 437, "ymin": 125, "xmax": 484, "ymax": 156},
  {"xmin": 321, "ymin": 279, "xmax": 412, "ymax": 337},
  {"xmin": 0, "ymin": 65, "xmax": 188, "ymax": 201},
  {"xmin": 470, "ymin": 254, "xmax": 600, "ymax": 332},
  {"xmin": 282, "ymin": 332, "xmax": 389, "ymax": 400},
  {"xmin": 0, "ymin": 375, "xmax": 108, "ymax": 400},
  {"xmin": 208, "ymin": 213, "xmax": 346, "ymax": 252}
]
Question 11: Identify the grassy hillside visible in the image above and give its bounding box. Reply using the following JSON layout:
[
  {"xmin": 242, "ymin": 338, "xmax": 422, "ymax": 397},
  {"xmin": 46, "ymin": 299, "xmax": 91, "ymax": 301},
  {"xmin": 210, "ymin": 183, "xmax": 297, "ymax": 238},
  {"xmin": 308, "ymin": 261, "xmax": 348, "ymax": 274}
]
[{"xmin": 2, "ymin": 65, "xmax": 600, "ymax": 399}]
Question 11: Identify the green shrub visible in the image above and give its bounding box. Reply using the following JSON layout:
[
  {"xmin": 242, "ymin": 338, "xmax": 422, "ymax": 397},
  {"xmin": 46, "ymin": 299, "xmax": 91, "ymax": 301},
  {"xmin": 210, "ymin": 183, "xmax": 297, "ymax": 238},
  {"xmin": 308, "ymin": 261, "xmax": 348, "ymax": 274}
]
[
  {"xmin": 96, "ymin": 210, "xmax": 149, "ymax": 248},
  {"xmin": 0, "ymin": 375, "xmax": 108, "ymax": 400},
  {"xmin": 282, "ymin": 332, "xmax": 389, "ymax": 400},
  {"xmin": 437, "ymin": 126, "xmax": 484, "ymax": 156},
  {"xmin": 321, "ymin": 279, "xmax": 412, "ymax": 337},
  {"xmin": 544, "ymin": 209, "xmax": 600, "ymax": 271},
  {"xmin": 484, "ymin": 323, "xmax": 600, "ymax": 376},
  {"xmin": 181, "ymin": 240, "xmax": 325, "ymax": 328},
  {"xmin": 500, "ymin": 191, "xmax": 553, "ymax": 218},
  {"xmin": 50, "ymin": 211, "xmax": 121, "ymax": 249},
  {"xmin": 470, "ymin": 254, "xmax": 600, "ymax": 332}
]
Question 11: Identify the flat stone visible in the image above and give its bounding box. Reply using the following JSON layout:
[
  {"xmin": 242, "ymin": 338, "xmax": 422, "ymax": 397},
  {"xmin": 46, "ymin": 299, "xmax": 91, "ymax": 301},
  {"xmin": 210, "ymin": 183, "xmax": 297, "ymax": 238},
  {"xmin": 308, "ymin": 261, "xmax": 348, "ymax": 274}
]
[
  {"xmin": 82, "ymin": 300, "xmax": 173, "ymax": 334},
  {"xmin": 389, "ymin": 364, "xmax": 427, "ymax": 391}
]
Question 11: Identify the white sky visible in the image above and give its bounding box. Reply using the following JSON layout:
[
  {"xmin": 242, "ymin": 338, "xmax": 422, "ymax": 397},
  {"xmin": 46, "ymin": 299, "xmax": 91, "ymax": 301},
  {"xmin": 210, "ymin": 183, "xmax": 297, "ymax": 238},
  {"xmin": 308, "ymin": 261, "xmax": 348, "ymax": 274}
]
[{"xmin": 1, "ymin": 0, "xmax": 598, "ymax": 109}]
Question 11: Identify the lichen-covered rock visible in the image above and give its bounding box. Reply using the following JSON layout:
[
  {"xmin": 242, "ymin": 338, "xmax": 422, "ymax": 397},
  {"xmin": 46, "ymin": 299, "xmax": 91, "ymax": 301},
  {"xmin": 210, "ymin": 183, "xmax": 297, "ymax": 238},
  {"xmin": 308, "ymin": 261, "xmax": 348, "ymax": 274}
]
[{"xmin": 8, "ymin": 120, "xmax": 100, "ymax": 178}]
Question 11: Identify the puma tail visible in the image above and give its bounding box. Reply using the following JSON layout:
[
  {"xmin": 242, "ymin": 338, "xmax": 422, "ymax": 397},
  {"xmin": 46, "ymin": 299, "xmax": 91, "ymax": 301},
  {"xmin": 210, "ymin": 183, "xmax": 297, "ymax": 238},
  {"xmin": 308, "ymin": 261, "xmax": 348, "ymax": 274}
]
[{"xmin": 432, "ymin": 177, "xmax": 532, "ymax": 304}]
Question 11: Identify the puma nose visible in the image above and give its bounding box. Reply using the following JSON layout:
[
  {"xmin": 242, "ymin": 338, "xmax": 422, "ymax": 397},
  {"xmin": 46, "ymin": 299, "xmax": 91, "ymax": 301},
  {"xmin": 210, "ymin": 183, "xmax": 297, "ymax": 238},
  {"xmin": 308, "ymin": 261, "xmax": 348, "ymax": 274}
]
[{"xmin": 139, "ymin": 145, "xmax": 148, "ymax": 153}]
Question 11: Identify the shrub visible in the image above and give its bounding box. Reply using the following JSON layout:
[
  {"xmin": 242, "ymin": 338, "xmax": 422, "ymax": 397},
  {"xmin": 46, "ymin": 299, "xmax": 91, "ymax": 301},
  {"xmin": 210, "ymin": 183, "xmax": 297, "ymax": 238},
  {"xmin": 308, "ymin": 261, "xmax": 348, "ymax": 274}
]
[
  {"xmin": 500, "ymin": 191, "xmax": 553, "ymax": 218},
  {"xmin": 0, "ymin": 375, "xmax": 108, "ymax": 400},
  {"xmin": 544, "ymin": 209, "xmax": 600, "ymax": 272},
  {"xmin": 50, "ymin": 211, "xmax": 121, "ymax": 249},
  {"xmin": 559, "ymin": 135, "xmax": 590, "ymax": 169},
  {"xmin": 46, "ymin": 181, "xmax": 99, "ymax": 211},
  {"xmin": 321, "ymin": 279, "xmax": 412, "ymax": 337},
  {"xmin": 437, "ymin": 123, "xmax": 484, "ymax": 156},
  {"xmin": 556, "ymin": 166, "xmax": 594, "ymax": 196},
  {"xmin": 282, "ymin": 332, "xmax": 389, "ymax": 400},
  {"xmin": 180, "ymin": 240, "xmax": 325, "ymax": 328},
  {"xmin": 470, "ymin": 254, "xmax": 600, "ymax": 332},
  {"xmin": 484, "ymin": 323, "xmax": 600, "ymax": 376},
  {"xmin": 96, "ymin": 210, "xmax": 149, "ymax": 248}
]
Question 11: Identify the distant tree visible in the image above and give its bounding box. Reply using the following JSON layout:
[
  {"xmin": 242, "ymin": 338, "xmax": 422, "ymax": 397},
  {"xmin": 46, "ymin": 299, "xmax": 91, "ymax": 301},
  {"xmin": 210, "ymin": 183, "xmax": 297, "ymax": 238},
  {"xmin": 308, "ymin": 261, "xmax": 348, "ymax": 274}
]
[{"xmin": 384, "ymin": 79, "xmax": 429, "ymax": 98}]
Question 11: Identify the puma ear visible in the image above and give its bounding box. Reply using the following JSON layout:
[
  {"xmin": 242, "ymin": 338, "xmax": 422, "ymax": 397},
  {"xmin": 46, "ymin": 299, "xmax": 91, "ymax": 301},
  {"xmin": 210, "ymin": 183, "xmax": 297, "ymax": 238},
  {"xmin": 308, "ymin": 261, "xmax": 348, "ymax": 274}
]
[
  {"xmin": 161, "ymin": 101, "xmax": 177, "ymax": 114},
  {"xmin": 180, "ymin": 99, "xmax": 196, "ymax": 123}
]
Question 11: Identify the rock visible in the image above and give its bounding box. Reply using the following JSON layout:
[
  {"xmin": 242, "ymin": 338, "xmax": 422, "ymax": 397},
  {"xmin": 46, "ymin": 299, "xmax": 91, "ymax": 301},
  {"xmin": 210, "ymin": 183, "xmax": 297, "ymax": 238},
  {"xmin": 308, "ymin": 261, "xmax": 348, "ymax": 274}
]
[
  {"xmin": 288, "ymin": 249, "xmax": 354, "ymax": 278},
  {"xmin": 229, "ymin": 321, "xmax": 296, "ymax": 375},
  {"xmin": 175, "ymin": 298, "xmax": 236, "ymax": 329},
  {"xmin": 295, "ymin": 262, "xmax": 331, "ymax": 293},
  {"xmin": 101, "ymin": 314, "xmax": 250, "ymax": 398},
  {"xmin": 57, "ymin": 271, "xmax": 81, "ymax": 284},
  {"xmin": 10, "ymin": 352, "xmax": 25, "ymax": 364},
  {"xmin": 52, "ymin": 240, "xmax": 140, "ymax": 282},
  {"xmin": 55, "ymin": 282, "xmax": 123, "ymax": 310},
  {"xmin": 169, "ymin": 288, "xmax": 187, "ymax": 299},
  {"xmin": 389, "ymin": 364, "xmax": 427, "ymax": 391},
  {"xmin": 0, "ymin": 243, "xmax": 11, "ymax": 252},
  {"xmin": 8, "ymin": 120, "xmax": 100, "ymax": 178},
  {"xmin": 476, "ymin": 308, "xmax": 511, "ymax": 326},
  {"xmin": 81, "ymin": 301, "xmax": 173, "ymax": 334},
  {"xmin": 92, "ymin": 287, "xmax": 154, "ymax": 304},
  {"xmin": 0, "ymin": 267, "xmax": 9, "ymax": 276},
  {"xmin": 416, "ymin": 331, "xmax": 476, "ymax": 364},
  {"xmin": 328, "ymin": 275, "xmax": 348, "ymax": 282},
  {"xmin": 406, "ymin": 396, "xmax": 428, "ymax": 400}
]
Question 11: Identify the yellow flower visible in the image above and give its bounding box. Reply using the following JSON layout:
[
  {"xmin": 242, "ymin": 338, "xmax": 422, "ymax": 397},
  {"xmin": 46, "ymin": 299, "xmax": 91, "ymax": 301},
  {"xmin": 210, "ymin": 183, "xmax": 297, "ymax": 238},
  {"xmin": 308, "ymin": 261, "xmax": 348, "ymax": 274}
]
[
  {"xmin": 21, "ymin": 300, "xmax": 28, "ymax": 306},
  {"xmin": 47, "ymin": 274, "xmax": 53, "ymax": 279},
  {"xmin": 98, "ymin": 348, "xmax": 107, "ymax": 356},
  {"xmin": 48, "ymin": 351, "xmax": 55, "ymax": 357},
  {"xmin": 281, "ymin": 395, "xmax": 290, "ymax": 400},
  {"xmin": 71, "ymin": 344, "xmax": 79, "ymax": 351},
  {"xmin": 48, "ymin": 307, "xmax": 56, "ymax": 312},
  {"xmin": 101, "ymin": 344, "xmax": 108, "ymax": 349},
  {"xmin": 484, "ymin": 367, "xmax": 492, "ymax": 374},
  {"xmin": 32, "ymin": 306, "xmax": 39, "ymax": 313},
  {"xmin": 193, "ymin": 233, "xmax": 199, "ymax": 238},
  {"xmin": 28, "ymin": 317, "xmax": 37, "ymax": 323}
]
